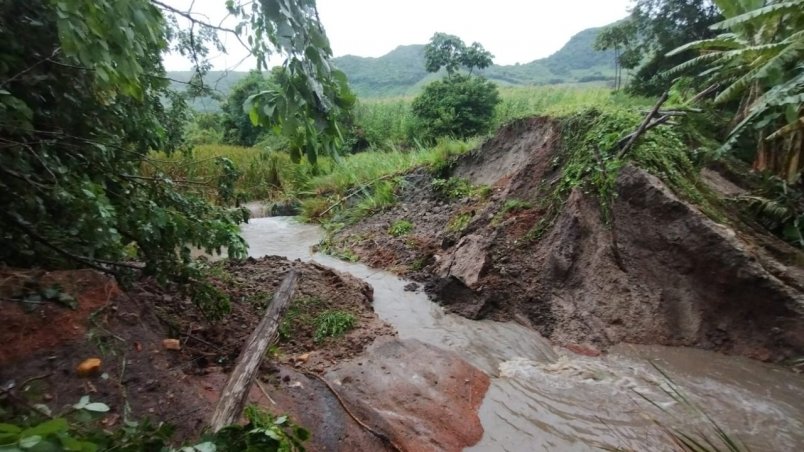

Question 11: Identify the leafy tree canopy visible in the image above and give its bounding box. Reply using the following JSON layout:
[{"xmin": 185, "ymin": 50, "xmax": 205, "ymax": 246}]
[
  {"xmin": 222, "ymin": 71, "xmax": 275, "ymax": 146},
  {"xmin": 595, "ymin": 0, "xmax": 722, "ymax": 95},
  {"xmin": 411, "ymin": 74, "xmax": 501, "ymax": 141},
  {"xmin": 424, "ymin": 32, "xmax": 494, "ymax": 76},
  {"xmin": 0, "ymin": 0, "xmax": 351, "ymax": 306},
  {"xmin": 667, "ymin": 0, "xmax": 804, "ymax": 181}
]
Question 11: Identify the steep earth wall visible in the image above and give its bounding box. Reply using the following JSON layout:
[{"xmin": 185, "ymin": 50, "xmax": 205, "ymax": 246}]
[{"xmin": 330, "ymin": 117, "xmax": 804, "ymax": 362}]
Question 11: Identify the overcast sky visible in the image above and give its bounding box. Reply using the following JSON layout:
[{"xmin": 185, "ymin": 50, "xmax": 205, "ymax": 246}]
[{"xmin": 162, "ymin": 0, "xmax": 632, "ymax": 71}]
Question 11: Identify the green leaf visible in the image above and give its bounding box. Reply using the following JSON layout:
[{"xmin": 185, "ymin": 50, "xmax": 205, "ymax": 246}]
[
  {"xmin": 0, "ymin": 424, "xmax": 22, "ymax": 434},
  {"xmin": 83, "ymin": 402, "xmax": 110, "ymax": 413},
  {"xmin": 192, "ymin": 442, "xmax": 217, "ymax": 452},
  {"xmin": 72, "ymin": 396, "xmax": 89, "ymax": 410},
  {"xmin": 18, "ymin": 435, "xmax": 42, "ymax": 449}
]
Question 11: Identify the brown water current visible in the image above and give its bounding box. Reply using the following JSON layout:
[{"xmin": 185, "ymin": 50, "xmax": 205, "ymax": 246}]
[{"xmin": 242, "ymin": 216, "xmax": 804, "ymax": 451}]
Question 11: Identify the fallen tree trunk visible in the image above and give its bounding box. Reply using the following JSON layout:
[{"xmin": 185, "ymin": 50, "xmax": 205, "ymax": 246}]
[{"xmin": 209, "ymin": 268, "xmax": 299, "ymax": 431}]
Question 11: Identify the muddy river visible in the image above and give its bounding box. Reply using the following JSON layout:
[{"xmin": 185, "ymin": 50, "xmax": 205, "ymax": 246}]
[{"xmin": 242, "ymin": 216, "xmax": 803, "ymax": 451}]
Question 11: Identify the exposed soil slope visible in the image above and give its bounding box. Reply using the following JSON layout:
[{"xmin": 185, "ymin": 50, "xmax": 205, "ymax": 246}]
[
  {"xmin": 329, "ymin": 117, "xmax": 804, "ymax": 362},
  {"xmin": 0, "ymin": 258, "xmax": 489, "ymax": 450}
]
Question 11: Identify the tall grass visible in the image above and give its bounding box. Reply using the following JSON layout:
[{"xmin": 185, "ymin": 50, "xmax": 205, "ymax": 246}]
[
  {"xmin": 493, "ymin": 84, "xmax": 650, "ymax": 127},
  {"xmin": 355, "ymin": 84, "xmax": 653, "ymax": 148},
  {"xmin": 147, "ymin": 139, "xmax": 475, "ymax": 211}
]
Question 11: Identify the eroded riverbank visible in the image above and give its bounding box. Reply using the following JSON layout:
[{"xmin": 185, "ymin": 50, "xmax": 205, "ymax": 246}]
[{"xmin": 242, "ymin": 216, "xmax": 804, "ymax": 451}]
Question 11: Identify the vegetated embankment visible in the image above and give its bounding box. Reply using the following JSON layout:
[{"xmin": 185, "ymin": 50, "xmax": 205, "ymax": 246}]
[{"xmin": 327, "ymin": 116, "xmax": 804, "ymax": 362}]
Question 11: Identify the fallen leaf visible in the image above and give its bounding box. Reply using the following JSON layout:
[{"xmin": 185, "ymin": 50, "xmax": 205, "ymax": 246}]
[
  {"xmin": 162, "ymin": 339, "xmax": 181, "ymax": 351},
  {"xmin": 76, "ymin": 358, "xmax": 101, "ymax": 377}
]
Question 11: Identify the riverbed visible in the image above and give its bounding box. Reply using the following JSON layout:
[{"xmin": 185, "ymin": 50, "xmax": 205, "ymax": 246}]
[{"xmin": 242, "ymin": 216, "xmax": 804, "ymax": 451}]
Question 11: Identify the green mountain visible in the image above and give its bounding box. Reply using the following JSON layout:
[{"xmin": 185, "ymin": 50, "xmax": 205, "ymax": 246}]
[
  {"xmin": 332, "ymin": 26, "xmax": 616, "ymax": 97},
  {"xmin": 167, "ymin": 24, "xmax": 617, "ymax": 106}
]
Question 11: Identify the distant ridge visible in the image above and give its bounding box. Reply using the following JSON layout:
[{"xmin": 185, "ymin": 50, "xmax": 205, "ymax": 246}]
[
  {"xmin": 167, "ymin": 24, "xmax": 617, "ymax": 107},
  {"xmin": 331, "ymin": 26, "xmax": 616, "ymax": 97}
]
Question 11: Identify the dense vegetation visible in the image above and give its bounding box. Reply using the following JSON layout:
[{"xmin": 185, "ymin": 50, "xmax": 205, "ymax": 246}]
[
  {"xmin": 410, "ymin": 34, "xmax": 500, "ymax": 140},
  {"xmin": 2, "ymin": 0, "xmax": 802, "ymax": 449},
  {"xmin": 1, "ymin": 0, "xmax": 350, "ymax": 447}
]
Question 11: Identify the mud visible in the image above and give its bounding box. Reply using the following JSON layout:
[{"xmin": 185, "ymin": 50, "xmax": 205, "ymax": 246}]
[
  {"xmin": 329, "ymin": 116, "xmax": 804, "ymax": 362},
  {"xmin": 0, "ymin": 257, "xmax": 489, "ymax": 449}
]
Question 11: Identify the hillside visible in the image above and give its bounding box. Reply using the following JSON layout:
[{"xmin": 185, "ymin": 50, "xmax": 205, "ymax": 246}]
[
  {"xmin": 332, "ymin": 26, "xmax": 616, "ymax": 97},
  {"xmin": 168, "ymin": 25, "xmax": 616, "ymax": 105}
]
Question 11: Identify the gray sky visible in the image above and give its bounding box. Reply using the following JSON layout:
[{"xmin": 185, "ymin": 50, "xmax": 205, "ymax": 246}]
[{"xmin": 162, "ymin": 0, "xmax": 632, "ymax": 71}]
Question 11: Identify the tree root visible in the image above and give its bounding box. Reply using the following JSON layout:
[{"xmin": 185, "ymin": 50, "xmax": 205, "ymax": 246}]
[{"xmin": 302, "ymin": 370, "xmax": 403, "ymax": 452}]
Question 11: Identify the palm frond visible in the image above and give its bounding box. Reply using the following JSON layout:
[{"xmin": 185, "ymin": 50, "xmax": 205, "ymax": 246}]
[
  {"xmin": 753, "ymin": 39, "xmax": 804, "ymax": 82},
  {"xmin": 714, "ymin": 65, "xmax": 763, "ymax": 103},
  {"xmin": 664, "ymin": 52, "xmax": 733, "ymax": 77},
  {"xmin": 666, "ymin": 34, "xmax": 741, "ymax": 57},
  {"xmin": 711, "ymin": 0, "xmax": 804, "ymax": 32}
]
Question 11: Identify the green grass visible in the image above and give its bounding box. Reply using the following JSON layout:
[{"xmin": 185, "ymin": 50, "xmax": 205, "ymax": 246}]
[
  {"xmin": 279, "ymin": 296, "xmax": 323, "ymax": 340},
  {"xmin": 354, "ymin": 85, "xmax": 653, "ymax": 149},
  {"xmin": 447, "ymin": 212, "xmax": 473, "ymax": 233},
  {"xmin": 432, "ymin": 177, "xmax": 492, "ymax": 201},
  {"xmin": 313, "ymin": 310, "xmax": 356, "ymax": 342},
  {"xmin": 388, "ymin": 219, "xmax": 414, "ymax": 237}
]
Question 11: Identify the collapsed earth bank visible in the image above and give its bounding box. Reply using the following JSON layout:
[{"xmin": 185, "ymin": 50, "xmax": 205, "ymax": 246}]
[
  {"xmin": 0, "ymin": 258, "xmax": 488, "ymax": 451},
  {"xmin": 329, "ymin": 117, "xmax": 804, "ymax": 362}
]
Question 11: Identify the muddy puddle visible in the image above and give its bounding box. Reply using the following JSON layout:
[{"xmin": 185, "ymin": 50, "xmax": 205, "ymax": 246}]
[{"xmin": 241, "ymin": 216, "xmax": 804, "ymax": 451}]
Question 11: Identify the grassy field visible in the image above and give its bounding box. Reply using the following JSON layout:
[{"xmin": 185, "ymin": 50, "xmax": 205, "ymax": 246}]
[{"xmin": 354, "ymin": 84, "xmax": 652, "ymax": 148}]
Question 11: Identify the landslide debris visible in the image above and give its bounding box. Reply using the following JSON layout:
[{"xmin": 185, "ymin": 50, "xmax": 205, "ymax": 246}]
[{"xmin": 327, "ymin": 116, "xmax": 804, "ymax": 362}]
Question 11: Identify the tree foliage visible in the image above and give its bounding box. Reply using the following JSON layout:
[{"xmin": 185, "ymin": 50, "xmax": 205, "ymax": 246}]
[
  {"xmin": 668, "ymin": 0, "xmax": 804, "ymax": 181},
  {"xmin": 222, "ymin": 71, "xmax": 274, "ymax": 146},
  {"xmin": 424, "ymin": 32, "xmax": 494, "ymax": 76},
  {"xmin": 596, "ymin": 0, "xmax": 722, "ymax": 95},
  {"xmin": 0, "ymin": 0, "xmax": 351, "ymax": 290},
  {"xmin": 411, "ymin": 74, "xmax": 500, "ymax": 140}
]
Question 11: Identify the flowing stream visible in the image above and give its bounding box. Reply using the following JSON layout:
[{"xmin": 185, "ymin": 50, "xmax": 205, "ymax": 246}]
[{"xmin": 242, "ymin": 216, "xmax": 804, "ymax": 451}]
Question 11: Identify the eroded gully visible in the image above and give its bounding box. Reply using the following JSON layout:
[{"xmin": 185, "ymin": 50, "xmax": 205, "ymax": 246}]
[{"xmin": 242, "ymin": 216, "xmax": 804, "ymax": 451}]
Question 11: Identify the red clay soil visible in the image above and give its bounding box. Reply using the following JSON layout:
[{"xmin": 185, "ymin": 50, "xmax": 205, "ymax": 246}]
[
  {"xmin": 0, "ymin": 269, "xmax": 117, "ymax": 365},
  {"xmin": 0, "ymin": 257, "xmax": 490, "ymax": 450}
]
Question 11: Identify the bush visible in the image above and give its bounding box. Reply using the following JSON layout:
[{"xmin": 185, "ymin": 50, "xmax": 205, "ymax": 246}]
[
  {"xmin": 313, "ymin": 310, "xmax": 356, "ymax": 342},
  {"xmin": 389, "ymin": 219, "xmax": 414, "ymax": 237},
  {"xmin": 411, "ymin": 74, "xmax": 500, "ymax": 141}
]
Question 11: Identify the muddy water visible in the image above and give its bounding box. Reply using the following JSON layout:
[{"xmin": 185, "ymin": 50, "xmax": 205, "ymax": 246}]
[{"xmin": 242, "ymin": 216, "xmax": 804, "ymax": 451}]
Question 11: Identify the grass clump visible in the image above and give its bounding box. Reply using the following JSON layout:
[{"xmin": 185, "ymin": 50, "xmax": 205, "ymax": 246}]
[
  {"xmin": 524, "ymin": 107, "xmax": 720, "ymax": 242},
  {"xmin": 432, "ymin": 177, "xmax": 491, "ymax": 201},
  {"xmin": 279, "ymin": 296, "xmax": 323, "ymax": 340},
  {"xmin": 388, "ymin": 219, "xmax": 414, "ymax": 237},
  {"xmin": 493, "ymin": 198, "xmax": 533, "ymax": 226},
  {"xmin": 313, "ymin": 310, "xmax": 356, "ymax": 342},
  {"xmin": 447, "ymin": 212, "xmax": 474, "ymax": 233}
]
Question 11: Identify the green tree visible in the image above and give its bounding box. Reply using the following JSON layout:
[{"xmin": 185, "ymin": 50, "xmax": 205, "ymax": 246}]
[
  {"xmin": 594, "ymin": 20, "xmax": 637, "ymax": 90},
  {"xmin": 424, "ymin": 33, "xmax": 494, "ymax": 76},
  {"xmin": 411, "ymin": 74, "xmax": 500, "ymax": 140},
  {"xmin": 0, "ymin": 0, "xmax": 351, "ymax": 288},
  {"xmin": 595, "ymin": 0, "xmax": 723, "ymax": 95},
  {"xmin": 222, "ymin": 71, "xmax": 273, "ymax": 146},
  {"xmin": 668, "ymin": 0, "xmax": 804, "ymax": 181}
]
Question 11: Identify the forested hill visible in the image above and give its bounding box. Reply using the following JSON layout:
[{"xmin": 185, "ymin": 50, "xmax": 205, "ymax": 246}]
[
  {"xmin": 331, "ymin": 26, "xmax": 616, "ymax": 97},
  {"xmin": 167, "ymin": 25, "xmax": 616, "ymax": 104}
]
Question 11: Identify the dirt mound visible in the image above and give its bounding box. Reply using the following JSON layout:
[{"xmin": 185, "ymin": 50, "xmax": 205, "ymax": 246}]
[
  {"xmin": 0, "ymin": 257, "xmax": 398, "ymax": 445},
  {"xmin": 137, "ymin": 256, "xmax": 394, "ymax": 374},
  {"xmin": 329, "ymin": 117, "xmax": 804, "ymax": 362}
]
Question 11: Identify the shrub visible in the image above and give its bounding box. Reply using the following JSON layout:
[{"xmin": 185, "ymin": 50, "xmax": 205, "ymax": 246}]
[
  {"xmin": 411, "ymin": 74, "xmax": 500, "ymax": 141},
  {"xmin": 313, "ymin": 310, "xmax": 356, "ymax": 342},
  {"xmin": 389, "ymin": 219, "xmax": 414, "ymax": 237}
]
